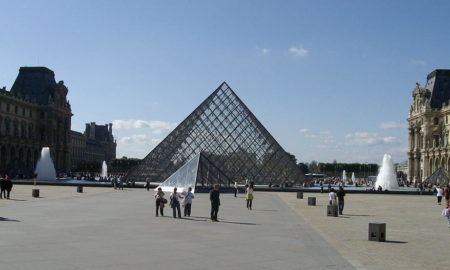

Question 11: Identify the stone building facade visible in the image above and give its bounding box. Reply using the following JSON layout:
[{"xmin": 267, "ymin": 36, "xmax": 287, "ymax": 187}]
[
  {"xmin": 69, "ymin": 122, "xmax": 116, "ymax": 171},
  {"xmin": 408, "ymin": 69, "xmax": 450, "ymax": 182},
  {"xmin": 0, "ymin": 67, "xmax": 72, "ymax": 176},
  {"xmin": 0, "ymin": 67, "xmax": 117, "ymax": 176}
]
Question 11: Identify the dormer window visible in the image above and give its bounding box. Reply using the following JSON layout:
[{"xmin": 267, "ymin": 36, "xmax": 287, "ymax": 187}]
[{"xmin": 434, "ymin": 117, "xmax": 439, "ymax": 125}]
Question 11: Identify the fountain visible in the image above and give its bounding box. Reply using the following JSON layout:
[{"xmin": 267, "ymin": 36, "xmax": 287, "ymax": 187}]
[
  {"xmin": 101, "ymin": 161, "xmax": 108, "ymax": 178},
  {"xmin": 351, "ymin": 172, "xmax": 356, "ymax": 185},
  {"xmin": 342, "ymin": 170, "xmax": 347, "ymax": 183},
  {"xmin": 375, "ymin": 154, "xmax": 399, "ymax": 190},
  {"xmin": 35, "ymin": 147, "xmax": 56, "ymax": 181}
]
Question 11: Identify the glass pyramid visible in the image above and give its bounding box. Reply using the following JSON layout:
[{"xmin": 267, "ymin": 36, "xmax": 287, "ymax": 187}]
[
  {"xmin": 424, "ymin": 167, "xmax": 450, "ymax": 186},
  {"xmin": 128, "ymin": 82, "xmax": 304, "ymax": 185},
  {"xmin": 156, "ymin": 152, "xmax": 232, "ymax": 193}
]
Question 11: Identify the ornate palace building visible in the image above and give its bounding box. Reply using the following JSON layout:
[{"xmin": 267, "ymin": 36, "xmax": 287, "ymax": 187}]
[
  {"xmin": 408, "ymin": 69, "xmax": 450, "ymax": 182},
  {"xmin": 69, "ymin": 122, "xmax": 116, "ymax": 171},
  {"xmin": 0, "ymin": 67, "xmax": 116, "ymax": 177},
  {"xmin": 0, "ymin": 67, "xmax": 72, "ymax": 175}
]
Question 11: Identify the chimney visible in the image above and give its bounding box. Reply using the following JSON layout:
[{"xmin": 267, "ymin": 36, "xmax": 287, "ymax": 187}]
[
  {"xmin": 108, "ymin": 123, "xmax": 113, "ymax": 135},
  {"xmin": 90, "ymin": 122, "xmax": 96, "ymax": 139}
]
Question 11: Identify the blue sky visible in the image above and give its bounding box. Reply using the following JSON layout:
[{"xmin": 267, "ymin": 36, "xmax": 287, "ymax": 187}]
[{"xmin": 1, "ymin": 0, "xmax": 450, "ymax": 164}]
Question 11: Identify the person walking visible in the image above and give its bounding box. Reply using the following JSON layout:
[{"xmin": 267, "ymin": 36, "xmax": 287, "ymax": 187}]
[
  {"xmin": 436, "ymin": 185, "xmax": 444, "ymax": 205},
  {"xmin": 182, "ymin": 187, "xmax": 194, "ymax": 217},
  {"xmin": 112, "ymin": 177, "xmax": 117, "ymax": 189},
  {"xmin": 246, "ymin": 183, "xmax": 254, "ymax": 210},
  {"xmin": 210, "ymin": 184, "xmax": 220, "ymax": 221},
  {"xmin": 418, "ymin": 182, "xmax": 424, "ymax": 195},
  {"xmin": 154, "ymin": 187, "xmax": 166, "ymax": 216},
  {"xmin": 4, "ymin": 177, "xmax": 13, "ymax": 199},
  {"xmin": 170, "ymin": 187, "xmax": 183, "ymax": 218},
  {"xmin": 118, "ymin": 177, "xmax": 124, "ymax": 190},
  {"xmin": 328, "ymin": 188, "xmax": 337, "ymax": 206},
  {"xmin": 234, "ymin": 181, "xmax": 238, "ymax": 197},
  {"xmin": 444, "ymin": 184, "xmax": 450, "ymax": 205},
  {"xmin": 442, "ymin": 202, "xmax": 450, "ymax": 228},
  {"xmin": 336, "ymin": 186, "xmax": 345, "ymax": 215},
  {"xmin": 145, "ymin": 178, "xmax": 150, "ymax": 191},
  {"xmin": 0, "ymin": 177, "xmax": 6, "ymax": 199}
]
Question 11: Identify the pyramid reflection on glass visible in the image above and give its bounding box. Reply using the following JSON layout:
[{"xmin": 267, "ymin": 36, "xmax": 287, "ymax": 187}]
[
  {"xmin": 156, "ymin": 153, "xmax": 232, "ymax": 193},
  {"xmin": 128, "ymin": 82, "xmax": 304, "ymax": 186}
]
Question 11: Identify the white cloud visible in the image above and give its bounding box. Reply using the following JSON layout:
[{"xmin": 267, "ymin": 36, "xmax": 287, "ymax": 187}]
[
  {"xmin": 261, "ymin": 48, "xmax": 269, "ymax": 55},
  {"xmin": 300, "ymin": 129, "xmax": 334, "ymax": 144},
  {"xmin": 289, "ymin": 46, "xmax": 309, "ymax": 57},
  {"xmin": 113, "ymin": 119, "xmax": 177, "ymax": 134},
  {"xmin": 379, "ymin": 121, "xmax": 407, "ymax": 129},
  {"xmin": 409, "ymin": 59, "xmax": 426, "ymax": 66},
  {"xmin": 116, "ymin": 134, "xmax": 162, "ymax": 158},
  {"xmin": 344, "ymin": 132, "xmax": 399, "ymax": 146}
]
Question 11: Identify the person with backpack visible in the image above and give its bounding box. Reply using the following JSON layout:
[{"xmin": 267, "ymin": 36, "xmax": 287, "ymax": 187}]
[
  {"xmin": 154, "ymin": 187, "xmax": 166, "ymax": 217},
  {"xmin": 170, "ymin": 187, "xmax": 183, "ymax": 218}
]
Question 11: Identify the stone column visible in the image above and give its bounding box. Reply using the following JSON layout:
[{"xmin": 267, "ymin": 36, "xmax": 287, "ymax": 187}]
[{"xmin": 408, "ymin": 155, "xmax": 414, "ymax": 182}]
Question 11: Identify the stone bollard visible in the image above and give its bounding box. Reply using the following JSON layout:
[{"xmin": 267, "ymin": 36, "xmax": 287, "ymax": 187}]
[
  {"xmin": 297, "ymin": 192, "xmax": 303, "ymax": 199},
  {"xmin": 327, "ymin": 205, "xmax": 338, "ymax": 217},
  {"xmin": 368, "ymin": 223, "xmax": 386, "ymax": 242},
  {"xmin": 77, "ymin": 186, "xmax": 83, "ymax": 193},
  {"xmin": 307, "ymin": 197, "xmax": 316, "ymax": 206},
  {"xmin": 32, "ymin": 189, "xmax": 40, "ymax": 198}
]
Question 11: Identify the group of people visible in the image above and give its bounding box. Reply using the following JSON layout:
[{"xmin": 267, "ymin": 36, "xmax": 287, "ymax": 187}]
[
  {"xmin": 0, "ymin": 176, "xmax": 13, "ymax": 199},
  {"xmin": 328, "ymin": 186, "xmax": 346, "ymax": 215},
  {"xmin": 154, "ymin": 186, "xmax": 197, "ymax": 219},
  {"xmin": 153, "ymin": 181, "xmax": 256, "ymax": 222}
]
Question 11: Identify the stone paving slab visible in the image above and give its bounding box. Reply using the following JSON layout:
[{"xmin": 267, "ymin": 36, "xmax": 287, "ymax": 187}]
[
  {"xmin": 0, "ymin": 187, "xmax": 354, "ymax": 270},
  {"xmin": 278, "ymin": 192, "xmax": 450, "ymax": 270}
]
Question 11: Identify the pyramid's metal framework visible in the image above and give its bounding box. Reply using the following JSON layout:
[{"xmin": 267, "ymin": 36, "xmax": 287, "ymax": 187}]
[
  {"xmin": 424, "ymin": 167, "xmax": 450, "ymax": 186},
  {"xmin": 127, "ymin": 82, "xmax": 304, "ymax": 185}
]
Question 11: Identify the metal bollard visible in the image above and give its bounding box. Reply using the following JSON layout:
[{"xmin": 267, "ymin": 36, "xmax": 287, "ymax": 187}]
[
  {"xmin": 368, "ymin": 223, "xmax": 386, "ymax": 242},
  {"xmin": 307, "ymin": 197, "xmax": 316, "ymax": 206},
  {"xmin": 77, "ymin": 186, "xmax": 83, "ymax": 193},
  {"xmin": 32, "ymin": 189, "xmax": 40, "ymax": 198},
  {"xmin": 327, "ymin": 205, "xmax": 338, "ymax": 217},
  {"xmin": 297, "ymin": 192, "xmax": 303, "ymax": 199}
]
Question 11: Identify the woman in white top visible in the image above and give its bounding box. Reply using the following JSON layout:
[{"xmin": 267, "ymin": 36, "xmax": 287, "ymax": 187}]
[
  {"xmin": 246, "ymin": 183, "xmax": 254, "ymax": 210},
  {"xmin": 329, "ymin": 188, "xmax": 337, "ymax": 206},
  {"xmin": 436, "ymin": 185, "xmax": 444, "ymax": 205}
]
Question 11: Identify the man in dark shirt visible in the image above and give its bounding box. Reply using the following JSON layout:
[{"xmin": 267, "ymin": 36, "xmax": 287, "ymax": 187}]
[
  {"xmin": 209, "ymin": 184, "xmax": 221, "ymax": 221},
  {"xmin": 336, "ymin": 186, "xmax": 345, "ymax": 215}
]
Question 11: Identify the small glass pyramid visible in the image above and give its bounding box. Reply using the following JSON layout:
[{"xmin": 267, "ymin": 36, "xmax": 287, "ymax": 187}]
[{"xmin": 156, "ymin": 152, "xmax": 232, "ymax": 193}]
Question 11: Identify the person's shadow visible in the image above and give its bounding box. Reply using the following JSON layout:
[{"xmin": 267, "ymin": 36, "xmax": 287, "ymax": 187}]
[{"xmin": 0, "ymin": 217, "xmax": 20, "ymax": 222}]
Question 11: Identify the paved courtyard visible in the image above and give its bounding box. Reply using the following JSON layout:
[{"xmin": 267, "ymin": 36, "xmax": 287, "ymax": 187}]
[
  {"xmin": 0, "ymin": 186, "xmax": 353, "ymax": 270},
  {"xmin": 279, "ymin": 192, "xmax": 450, "ymax": 270}
]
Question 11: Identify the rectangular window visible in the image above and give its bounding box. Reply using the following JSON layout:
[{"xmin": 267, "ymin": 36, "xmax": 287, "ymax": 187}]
[
  {"xmin": 6, "ymin": 104, "xmax": 10, "ymax": 112},
  {"xmin": 15, "ymin": 106, "xmax": 18, "ymax": 114}
]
